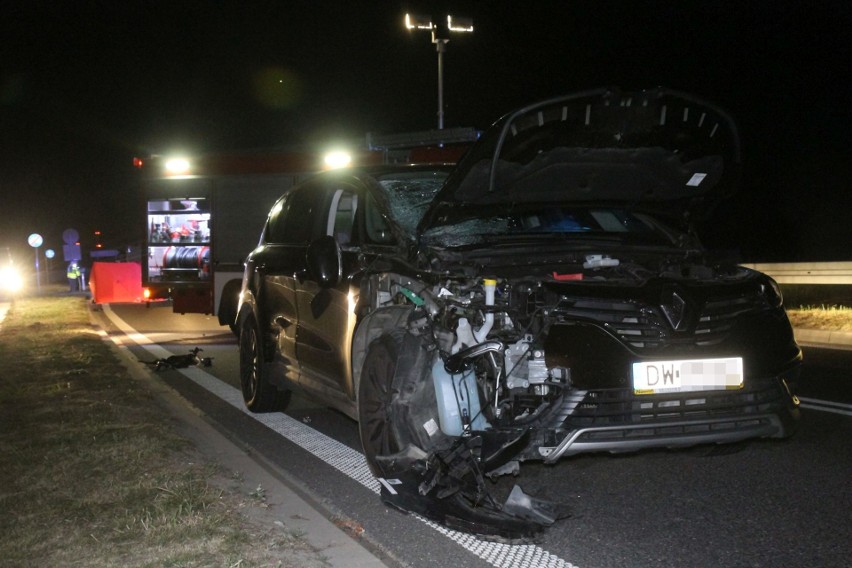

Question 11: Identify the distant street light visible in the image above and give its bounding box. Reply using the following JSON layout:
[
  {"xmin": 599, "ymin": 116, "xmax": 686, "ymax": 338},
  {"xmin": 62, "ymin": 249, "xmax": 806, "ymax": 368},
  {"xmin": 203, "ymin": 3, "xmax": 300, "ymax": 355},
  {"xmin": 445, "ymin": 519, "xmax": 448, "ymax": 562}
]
[{"xmin": 405, "ymin": 13, "xmax": 473, "ymax": 130}]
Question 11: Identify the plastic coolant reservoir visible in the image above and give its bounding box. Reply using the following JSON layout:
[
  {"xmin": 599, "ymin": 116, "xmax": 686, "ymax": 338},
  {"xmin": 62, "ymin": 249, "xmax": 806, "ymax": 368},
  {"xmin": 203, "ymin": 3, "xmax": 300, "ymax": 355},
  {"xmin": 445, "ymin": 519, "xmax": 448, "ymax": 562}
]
[{"xmin": 432, "ymin": 359, "xmax": 489, "ymax": 435}]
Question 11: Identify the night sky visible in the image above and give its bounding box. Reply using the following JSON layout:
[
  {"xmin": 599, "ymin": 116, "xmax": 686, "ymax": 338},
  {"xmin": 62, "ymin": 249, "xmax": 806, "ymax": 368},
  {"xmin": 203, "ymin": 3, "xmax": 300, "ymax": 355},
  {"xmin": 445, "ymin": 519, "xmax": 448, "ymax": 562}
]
[{"xmin": 2, "ymin": 1, "xmax": 850, "ymax": 269}]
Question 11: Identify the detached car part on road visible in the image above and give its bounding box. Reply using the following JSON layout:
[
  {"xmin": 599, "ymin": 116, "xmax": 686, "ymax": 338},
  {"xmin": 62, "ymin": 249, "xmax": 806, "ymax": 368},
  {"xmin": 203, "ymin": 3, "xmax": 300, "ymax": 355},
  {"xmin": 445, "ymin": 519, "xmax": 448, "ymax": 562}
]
[{"xmin": 236, "ymin": 88, "xmax": 802, "ymax": 540}]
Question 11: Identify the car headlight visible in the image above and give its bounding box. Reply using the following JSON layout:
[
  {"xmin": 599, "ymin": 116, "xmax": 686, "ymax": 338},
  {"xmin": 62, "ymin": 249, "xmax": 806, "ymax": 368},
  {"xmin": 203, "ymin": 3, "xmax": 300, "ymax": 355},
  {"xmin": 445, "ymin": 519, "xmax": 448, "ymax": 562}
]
[
  {"xmin": 0, "ymin": 266, "xmax": 23, "ymax": 294},
  {"xmin": 760, "ymin": 276, "xmax": 784, "ymax": 308}
]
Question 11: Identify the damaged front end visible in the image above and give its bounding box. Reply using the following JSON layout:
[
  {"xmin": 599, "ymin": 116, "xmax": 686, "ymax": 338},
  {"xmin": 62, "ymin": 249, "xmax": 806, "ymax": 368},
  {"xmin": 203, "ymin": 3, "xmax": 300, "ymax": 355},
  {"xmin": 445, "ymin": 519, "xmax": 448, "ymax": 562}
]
[
  {"xmin": 357, "ymin": 255, "xmax": 800, "ymax": 539},
  {"xmin": 354, "ymin": 89, "xmax": 799, "ymax": 539},
  {"xmin": 358, "ymin": 275, "xmax": 577, "ymax": 541},
  {"xmin": 377, "ymin": 437, "xmax": 570, "ymax": 541},
  {"xmin": 359, "ymin": 279, "xmax": 568, "ymax": 542}
]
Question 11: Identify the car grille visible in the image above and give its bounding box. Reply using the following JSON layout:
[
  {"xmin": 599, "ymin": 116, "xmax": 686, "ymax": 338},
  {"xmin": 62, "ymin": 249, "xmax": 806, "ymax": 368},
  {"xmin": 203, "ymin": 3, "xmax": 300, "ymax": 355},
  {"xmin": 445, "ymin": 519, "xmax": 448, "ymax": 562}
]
[
  {"xmin": 553, "ymin": 290, "xmax": 770, "ymax": 350},
  {"xmin": 554, "ymin": 298, "xmax": 665, "ymax": 348},
  {"xmin": 546, "ymin": 378, "xmax": 790, "ymax": 430},
  {"xmin": 693, "ymin": 292, "xmax": 769, "ymax": 346}
]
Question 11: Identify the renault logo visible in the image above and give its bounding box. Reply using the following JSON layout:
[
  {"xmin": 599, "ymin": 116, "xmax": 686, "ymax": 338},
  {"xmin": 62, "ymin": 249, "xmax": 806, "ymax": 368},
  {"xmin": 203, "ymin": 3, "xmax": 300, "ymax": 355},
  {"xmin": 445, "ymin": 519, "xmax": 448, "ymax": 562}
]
[{"xmin": 660, "ymin": 290, "xmax": 689, "ymax": 331}]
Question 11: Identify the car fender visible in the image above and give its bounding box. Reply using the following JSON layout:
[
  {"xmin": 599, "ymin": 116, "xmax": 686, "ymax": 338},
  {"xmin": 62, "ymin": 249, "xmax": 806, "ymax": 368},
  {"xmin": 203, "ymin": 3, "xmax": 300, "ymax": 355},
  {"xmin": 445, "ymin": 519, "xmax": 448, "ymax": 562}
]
[{"xmin": 350, "ymin": 304, "xmax": 415, "ymax": 401}]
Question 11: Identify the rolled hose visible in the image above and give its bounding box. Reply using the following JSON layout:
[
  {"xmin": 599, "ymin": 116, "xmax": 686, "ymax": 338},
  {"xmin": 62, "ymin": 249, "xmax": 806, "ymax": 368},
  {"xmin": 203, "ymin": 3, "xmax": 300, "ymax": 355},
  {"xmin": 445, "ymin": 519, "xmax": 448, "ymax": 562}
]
[{"xmin": 163, "ymin": 246, "xmax": 210, "ymax": 272}]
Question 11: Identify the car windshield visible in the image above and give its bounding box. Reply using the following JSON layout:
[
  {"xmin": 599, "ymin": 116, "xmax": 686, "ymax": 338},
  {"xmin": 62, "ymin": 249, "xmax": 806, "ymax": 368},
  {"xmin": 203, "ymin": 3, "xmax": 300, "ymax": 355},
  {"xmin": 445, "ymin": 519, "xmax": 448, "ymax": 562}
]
[
  {"xmin": 421, "ymin": 206, "xmax": 677, "ymax": 247},
  {"xmin": 376, "ymin": 171, "xmax": 449, "ymax": 235}
]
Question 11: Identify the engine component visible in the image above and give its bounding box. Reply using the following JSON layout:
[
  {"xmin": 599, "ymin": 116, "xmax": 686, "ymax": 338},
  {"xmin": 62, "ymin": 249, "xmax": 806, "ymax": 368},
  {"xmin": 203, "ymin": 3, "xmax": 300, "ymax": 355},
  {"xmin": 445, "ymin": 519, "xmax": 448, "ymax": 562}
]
[
  {"xmin": 504, "ymin": 335, "xmax": 548, "ymax": 389},
  {"xmin": 432, "ymin": 358, "xmax": 489, "ymax": 435}
]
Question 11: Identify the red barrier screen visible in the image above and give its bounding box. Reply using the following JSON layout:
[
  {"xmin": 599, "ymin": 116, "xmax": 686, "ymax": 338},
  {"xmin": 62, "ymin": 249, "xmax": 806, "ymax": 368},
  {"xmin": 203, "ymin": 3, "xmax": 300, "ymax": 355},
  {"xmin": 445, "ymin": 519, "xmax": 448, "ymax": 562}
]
[{"xmin": 89, "ymin": 262, "xmax": 143, "ymax": 304}]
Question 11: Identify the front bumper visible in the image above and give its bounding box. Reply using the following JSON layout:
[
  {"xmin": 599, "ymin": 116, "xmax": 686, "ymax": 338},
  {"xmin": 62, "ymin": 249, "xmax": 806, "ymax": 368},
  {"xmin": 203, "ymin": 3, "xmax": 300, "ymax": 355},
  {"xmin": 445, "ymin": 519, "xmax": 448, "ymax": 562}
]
[
  {"xmin": 539, "ymin": 412, "xmax": 795, "ymax": 462},
  {"xmin": 533, "ymin": 375, "xmax": 800, "ymax": 463}
]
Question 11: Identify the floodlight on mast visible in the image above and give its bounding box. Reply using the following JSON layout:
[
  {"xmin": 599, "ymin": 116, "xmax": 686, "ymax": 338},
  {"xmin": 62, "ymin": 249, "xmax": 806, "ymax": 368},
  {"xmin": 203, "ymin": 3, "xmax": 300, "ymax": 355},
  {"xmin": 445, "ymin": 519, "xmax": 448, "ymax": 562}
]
[{"xmin": 404, "ymin": 13, "xmax": 473, "ymax": 130}]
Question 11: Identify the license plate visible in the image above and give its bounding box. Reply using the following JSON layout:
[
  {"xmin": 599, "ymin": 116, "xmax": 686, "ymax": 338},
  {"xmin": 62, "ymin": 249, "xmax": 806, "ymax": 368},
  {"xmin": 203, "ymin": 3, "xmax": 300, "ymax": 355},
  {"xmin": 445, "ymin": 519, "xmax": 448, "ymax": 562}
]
[{"xmin": 632, "ymin": 357, "xmax": 743, "ymax": 395}]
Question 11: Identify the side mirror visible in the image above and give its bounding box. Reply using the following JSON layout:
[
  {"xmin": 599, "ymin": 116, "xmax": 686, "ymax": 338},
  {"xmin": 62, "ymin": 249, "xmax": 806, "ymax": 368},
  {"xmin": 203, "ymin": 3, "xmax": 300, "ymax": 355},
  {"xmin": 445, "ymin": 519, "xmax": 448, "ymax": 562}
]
[{"xmin": 306, "ymin": 235, "xmax": 342, "ymax": 288}]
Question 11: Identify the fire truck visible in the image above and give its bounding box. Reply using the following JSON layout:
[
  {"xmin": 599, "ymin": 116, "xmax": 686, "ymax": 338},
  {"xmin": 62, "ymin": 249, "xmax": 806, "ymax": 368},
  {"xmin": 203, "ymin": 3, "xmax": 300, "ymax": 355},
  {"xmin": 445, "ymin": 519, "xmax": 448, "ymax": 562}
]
[{"xmin": 136, "ymin": 128, "xmax": 477, "ymax": 330}]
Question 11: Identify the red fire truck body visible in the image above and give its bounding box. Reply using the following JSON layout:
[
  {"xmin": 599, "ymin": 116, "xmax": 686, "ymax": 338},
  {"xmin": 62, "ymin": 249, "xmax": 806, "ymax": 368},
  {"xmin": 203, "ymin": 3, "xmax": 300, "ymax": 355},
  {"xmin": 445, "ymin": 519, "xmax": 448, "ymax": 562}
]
[{"xmin": 137, "ymin": 129, "xmax": 476, "ymax": 329}]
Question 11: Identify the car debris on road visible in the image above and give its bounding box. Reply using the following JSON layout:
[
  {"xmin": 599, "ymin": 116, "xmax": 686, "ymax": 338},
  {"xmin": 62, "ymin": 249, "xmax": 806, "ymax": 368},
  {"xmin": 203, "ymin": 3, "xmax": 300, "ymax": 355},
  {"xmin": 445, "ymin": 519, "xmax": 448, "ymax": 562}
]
[{"xmin": 141, "ymin": 347, "xmax": 213, "ymax": 371}]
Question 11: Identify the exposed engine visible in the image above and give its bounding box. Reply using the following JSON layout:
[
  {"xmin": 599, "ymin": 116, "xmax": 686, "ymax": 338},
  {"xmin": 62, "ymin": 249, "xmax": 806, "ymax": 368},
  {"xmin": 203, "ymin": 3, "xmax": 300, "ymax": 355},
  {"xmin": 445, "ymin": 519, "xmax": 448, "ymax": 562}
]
[
  {"xmin": 357, "ymin": 255, "xmax": 775, "ymax": 540},
  {"xmin": 366, "ymin": 255, "xmax": 752, "ymax": 439}
]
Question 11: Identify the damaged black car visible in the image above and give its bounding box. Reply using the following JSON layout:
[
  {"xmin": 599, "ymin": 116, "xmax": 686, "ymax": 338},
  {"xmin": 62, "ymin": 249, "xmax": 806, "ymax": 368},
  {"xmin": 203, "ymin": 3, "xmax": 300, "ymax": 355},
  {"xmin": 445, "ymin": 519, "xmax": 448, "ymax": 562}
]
[{"xmin": 236, "ymin": 88, "xmax": 802, "ymax": 541}]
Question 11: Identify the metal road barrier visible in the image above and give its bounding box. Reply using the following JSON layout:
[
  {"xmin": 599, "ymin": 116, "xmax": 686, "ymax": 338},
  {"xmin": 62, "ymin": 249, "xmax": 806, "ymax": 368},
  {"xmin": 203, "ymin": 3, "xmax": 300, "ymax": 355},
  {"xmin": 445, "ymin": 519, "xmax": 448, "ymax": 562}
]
[
  {"xmin": 741, "ymin": 262, "xmax": 852, "ymax": 308},
  {"xmin": 741, "ymin": 262, "xmax": 852, "ymax": 285}
]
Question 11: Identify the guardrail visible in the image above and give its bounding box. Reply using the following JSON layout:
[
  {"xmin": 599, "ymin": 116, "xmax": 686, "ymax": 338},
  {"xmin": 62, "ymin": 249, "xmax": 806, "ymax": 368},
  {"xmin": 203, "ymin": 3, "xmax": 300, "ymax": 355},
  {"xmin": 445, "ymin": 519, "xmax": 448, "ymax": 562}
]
[
  {"xmin": 740, "ymin": 262, "xmax": 852, "ymax": 285},
  {"xmin": 740, "ymin": 262, "xmax": 852, "ymax": 308}
]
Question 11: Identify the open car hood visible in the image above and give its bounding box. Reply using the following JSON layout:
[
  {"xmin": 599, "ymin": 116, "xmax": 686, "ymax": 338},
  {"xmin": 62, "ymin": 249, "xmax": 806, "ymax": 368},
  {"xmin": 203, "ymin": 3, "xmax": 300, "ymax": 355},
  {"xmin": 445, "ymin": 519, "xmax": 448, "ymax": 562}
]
[{"xmin": 419, "ymin": 88, "xmax": 741, "ymax": 234}]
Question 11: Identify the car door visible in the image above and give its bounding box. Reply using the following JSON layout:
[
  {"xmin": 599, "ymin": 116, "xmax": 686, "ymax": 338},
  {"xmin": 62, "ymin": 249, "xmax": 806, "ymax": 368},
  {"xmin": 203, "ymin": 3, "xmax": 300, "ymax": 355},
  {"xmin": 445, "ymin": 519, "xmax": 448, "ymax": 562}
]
[
  {"xmin": 293, "ymin": 179, "xmax": 364, "ymax": 401},
  {"xmin": 252, "ymin": 186, "xmax": 327, "ymax": 384}
]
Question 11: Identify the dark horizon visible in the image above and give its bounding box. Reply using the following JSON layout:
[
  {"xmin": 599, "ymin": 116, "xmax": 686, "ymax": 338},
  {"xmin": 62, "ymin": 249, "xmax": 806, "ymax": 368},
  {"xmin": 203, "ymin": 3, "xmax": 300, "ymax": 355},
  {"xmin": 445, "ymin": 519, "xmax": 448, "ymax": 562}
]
[{"xmin": 2, "ymin": 1, "xmax": 850, "ymax": 267}]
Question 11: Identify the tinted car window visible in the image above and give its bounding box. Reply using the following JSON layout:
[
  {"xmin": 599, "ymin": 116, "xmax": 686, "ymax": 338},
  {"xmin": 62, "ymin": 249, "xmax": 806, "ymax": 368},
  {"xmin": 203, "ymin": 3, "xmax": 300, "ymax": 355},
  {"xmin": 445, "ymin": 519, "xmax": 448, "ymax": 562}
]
[
  {"xmin": 264, "ymin": 196, "xmax": 287, "ymax": 244},
  {"xmin": 265, "ymin": 185, "xmax": 327, "ymax": 244},
  {"xmin": 364, "ymin": 192, "xmax": 394, "ymax": 244}
]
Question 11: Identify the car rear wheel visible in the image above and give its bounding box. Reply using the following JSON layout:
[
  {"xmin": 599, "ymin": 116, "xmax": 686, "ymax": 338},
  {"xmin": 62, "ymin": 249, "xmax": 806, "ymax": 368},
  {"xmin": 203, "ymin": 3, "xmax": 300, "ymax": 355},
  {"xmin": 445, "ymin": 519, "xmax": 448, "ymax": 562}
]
[{"xmin": 239, "ymin": 316, "xmax": 290, "ymax": 413}]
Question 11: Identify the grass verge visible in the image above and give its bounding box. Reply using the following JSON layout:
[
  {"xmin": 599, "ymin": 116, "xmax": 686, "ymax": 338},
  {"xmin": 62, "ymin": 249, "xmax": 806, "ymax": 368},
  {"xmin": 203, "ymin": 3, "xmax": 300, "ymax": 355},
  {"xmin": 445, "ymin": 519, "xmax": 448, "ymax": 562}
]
[
  {"xmin": 786, "ymin": 305, "xmax": 852, "ymax": 332},
  {"xmin": 0, "ymin": 294, "xmax": 328, "ymax": 567}
]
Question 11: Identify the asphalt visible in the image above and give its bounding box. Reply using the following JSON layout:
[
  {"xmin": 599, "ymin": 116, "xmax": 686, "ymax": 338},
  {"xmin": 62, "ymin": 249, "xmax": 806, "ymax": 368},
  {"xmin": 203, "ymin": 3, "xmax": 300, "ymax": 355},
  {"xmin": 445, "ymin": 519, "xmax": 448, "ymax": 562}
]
[{"xmin": 1, "ymin": 296, "xmax": 849, "ymax": 568}]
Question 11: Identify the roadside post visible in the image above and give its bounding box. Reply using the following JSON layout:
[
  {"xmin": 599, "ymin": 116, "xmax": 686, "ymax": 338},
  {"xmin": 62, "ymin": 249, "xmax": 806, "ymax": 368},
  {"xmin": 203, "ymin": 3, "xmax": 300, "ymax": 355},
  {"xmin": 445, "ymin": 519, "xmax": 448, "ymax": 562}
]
[
  {"xmin": 27, "ymin": 233, "xmax": 43, "ymax": 290},
  {"xmin": 45, "ymin": 249, "xmax": 55, "ymax": 284}
]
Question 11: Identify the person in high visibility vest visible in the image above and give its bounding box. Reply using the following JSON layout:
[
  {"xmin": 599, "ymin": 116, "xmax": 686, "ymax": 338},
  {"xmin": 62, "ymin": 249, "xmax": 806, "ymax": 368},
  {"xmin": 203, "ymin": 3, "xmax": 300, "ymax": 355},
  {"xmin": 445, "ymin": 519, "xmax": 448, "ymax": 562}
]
[{"xmin": 67, "ymin": 262, "xmax": 81, "ymax": 292}]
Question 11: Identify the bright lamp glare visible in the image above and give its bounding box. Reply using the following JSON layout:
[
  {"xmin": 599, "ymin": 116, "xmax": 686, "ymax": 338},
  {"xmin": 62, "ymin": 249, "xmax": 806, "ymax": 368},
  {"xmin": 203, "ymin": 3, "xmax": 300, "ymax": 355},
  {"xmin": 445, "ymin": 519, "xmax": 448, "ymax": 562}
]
[
  {"xmin": 324, "ymin": 151, "xmax": 352, "ymax": 169},
  {"xmin": 405, "ymin": 13, "xmax": 433, "ymax": 30},
  {"xmin": 447, "ymin": 15, "xmax": 474, "ymax": 32},
  {"xmin": 164, "ymin": 158, "xmax": 191, "ymax": 175},
  {"xmin": 0, "ymin": 266, "xmax": 23, "ymax": 294}
]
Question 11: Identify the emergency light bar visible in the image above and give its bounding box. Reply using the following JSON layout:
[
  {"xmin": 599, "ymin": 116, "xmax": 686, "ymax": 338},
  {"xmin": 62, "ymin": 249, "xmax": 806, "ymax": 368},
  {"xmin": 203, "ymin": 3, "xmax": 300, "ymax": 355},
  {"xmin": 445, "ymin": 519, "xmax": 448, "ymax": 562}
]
[{"xmin": 366, "ymin": 127, "xmax": 480, "ymax": 150}]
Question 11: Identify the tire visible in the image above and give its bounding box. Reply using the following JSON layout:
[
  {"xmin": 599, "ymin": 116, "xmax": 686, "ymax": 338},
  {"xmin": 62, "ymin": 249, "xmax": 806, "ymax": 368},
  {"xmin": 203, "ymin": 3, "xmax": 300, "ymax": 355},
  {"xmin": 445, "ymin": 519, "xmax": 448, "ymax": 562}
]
[
  {"xmin": 358, "ymin": 333, "xmax": 406, "ymax": 477},
  {"xmin": 239, "ymin": 316, "xmax": 290, "ymax": 413},
  {"xmin": 358, "ymin": 330, "xmax": 439, "ymax": 477},
  {"xmin": 218, "ymin": 279, "xmax": 242, "ymax": 337}
]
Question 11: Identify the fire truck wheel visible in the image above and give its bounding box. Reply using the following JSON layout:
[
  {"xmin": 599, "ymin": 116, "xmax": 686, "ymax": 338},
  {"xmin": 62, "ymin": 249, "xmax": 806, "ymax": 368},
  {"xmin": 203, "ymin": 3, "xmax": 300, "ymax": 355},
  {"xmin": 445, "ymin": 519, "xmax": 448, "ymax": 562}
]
[{"xmin": 239, "ymin": 316, "xmax": 290, "ymax": 412}]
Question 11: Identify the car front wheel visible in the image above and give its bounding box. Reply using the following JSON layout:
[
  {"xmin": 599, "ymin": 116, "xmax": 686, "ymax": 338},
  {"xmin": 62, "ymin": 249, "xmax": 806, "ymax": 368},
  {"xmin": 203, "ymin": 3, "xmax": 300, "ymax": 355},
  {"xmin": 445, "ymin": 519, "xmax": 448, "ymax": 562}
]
[
  {"xmin": 358, "ymin": 330, "xmax": 440, "ymax": 477},
  {"xmin": 239, "ymin": 316, "xmax": 290, "ymax": 413},
  {"xmin": 358, "ymin": 332, "xmax": 406, "ymax": 477}
]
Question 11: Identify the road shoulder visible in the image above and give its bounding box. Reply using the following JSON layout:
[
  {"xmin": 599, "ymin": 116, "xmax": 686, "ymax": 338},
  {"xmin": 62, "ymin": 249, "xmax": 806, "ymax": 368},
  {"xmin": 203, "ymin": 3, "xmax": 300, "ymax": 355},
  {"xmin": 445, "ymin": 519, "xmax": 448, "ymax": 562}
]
[
  {"xmin": 794, "ymin": 328, "xmax": 852, "ymax": 351},
  {"xmin": 90, "ymin": 304, "xmax": 390, "ymax": 568}
]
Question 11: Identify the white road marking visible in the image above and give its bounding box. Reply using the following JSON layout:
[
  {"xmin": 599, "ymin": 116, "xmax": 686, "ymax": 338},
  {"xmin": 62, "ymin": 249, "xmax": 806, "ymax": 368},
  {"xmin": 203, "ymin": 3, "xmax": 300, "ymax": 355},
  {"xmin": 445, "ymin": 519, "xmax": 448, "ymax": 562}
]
[
  {"xmin": 798, "ymin": 396, "xmax": 852, "ymax": 417},
  {"xmin": 101, "ymin": 305, "xmax": 578, "ymax": 568}
]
